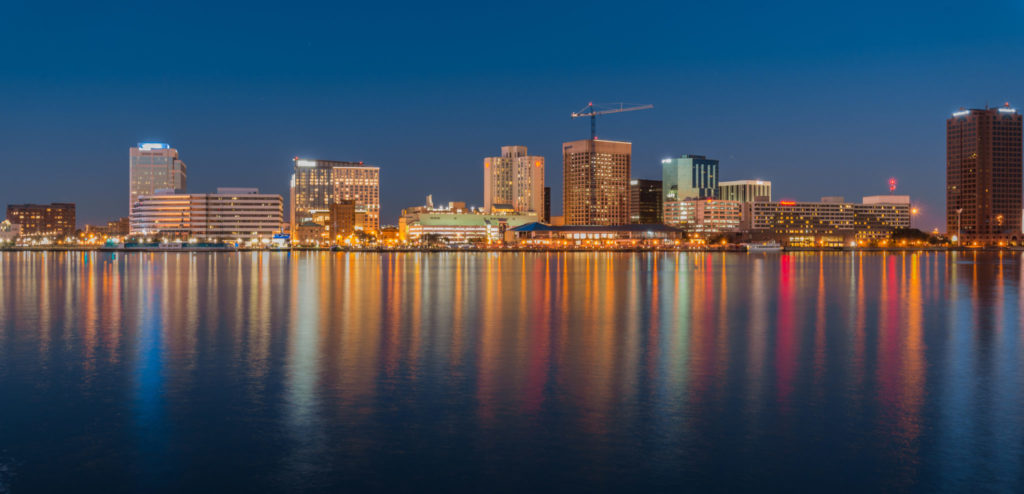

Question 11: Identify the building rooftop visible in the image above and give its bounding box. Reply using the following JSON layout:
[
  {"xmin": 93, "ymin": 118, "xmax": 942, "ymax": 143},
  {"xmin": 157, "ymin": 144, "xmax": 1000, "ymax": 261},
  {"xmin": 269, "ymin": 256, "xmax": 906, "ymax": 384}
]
[{"xmin": 719, "ymin": 179, "xmax": 771, "ymax": 186}]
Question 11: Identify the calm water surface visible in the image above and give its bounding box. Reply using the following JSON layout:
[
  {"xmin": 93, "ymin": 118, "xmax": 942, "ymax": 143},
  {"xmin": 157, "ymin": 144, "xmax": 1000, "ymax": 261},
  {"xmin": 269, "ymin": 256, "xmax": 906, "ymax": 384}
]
[{"xmin": 0, "ymin": 251, "xmax": 1021, "ymax": 492}]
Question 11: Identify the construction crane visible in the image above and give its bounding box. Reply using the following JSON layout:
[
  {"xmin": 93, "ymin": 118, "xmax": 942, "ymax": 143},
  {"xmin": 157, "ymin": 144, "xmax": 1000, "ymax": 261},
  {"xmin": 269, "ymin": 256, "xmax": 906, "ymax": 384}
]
[{"xmin": 571, "ymin": 102, "xmax": 653, "ymax": 140}]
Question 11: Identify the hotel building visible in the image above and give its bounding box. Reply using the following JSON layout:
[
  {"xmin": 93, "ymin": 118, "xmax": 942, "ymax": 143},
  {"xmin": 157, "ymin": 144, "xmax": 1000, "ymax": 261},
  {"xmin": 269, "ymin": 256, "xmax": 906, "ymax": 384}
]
[
  {"xmin": 484, "ymin": 146, "xmax": 545, "ymax": 215},
  {"xmin": 130, "ymin": 188, "xmax": 283, "ymax": 241},
  {"xmin": 563, "ymin": 139, "xmax": 631, "ymax": 225},
  {"xmin": 6, "ymin": 203, "xmax": 76, "ymax": 238},
  {"xmin": 290, "ymin": 158, "xmax": 380, "ymax": 233},
  {"xmin": 129, "ymin": 143, "xmax": 186, "ymax": 219},
  {"xmin": 662, "ymin": 155, "xmax": 719, "ymax": 201},
  {"xmin": 630, "ymin": 179, "xmax": 663, "ymax": 224},
  {"xmin": 719, "ymin": 180, "xmax": 771, "ymax": 203},
  {"xmin": 946, "ymin": 105, "xmax": 1023, "ymax": 244},
  {"xmin": 742, "ymin": 196, "xmax": 910, "ymax": 246}
]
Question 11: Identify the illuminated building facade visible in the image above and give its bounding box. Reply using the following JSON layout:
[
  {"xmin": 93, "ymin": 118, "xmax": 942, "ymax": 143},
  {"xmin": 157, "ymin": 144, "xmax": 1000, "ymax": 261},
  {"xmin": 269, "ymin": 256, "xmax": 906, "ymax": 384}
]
[
  {"xmin": 511, "ymin": 222, "xmax": 685, "ymax": 247},
  {"xmin": 329, "ymin": 200, "xmax": 356, "ymax": 241},
  {"xmin": 563, "ymin": 139, "xmax": 631, "ymax": 225},
  {"xmin": 946, "ymin": 106, "xmax": 1023, "ymax": 244},
  {"xmin": 129, "ymin": 143, "xmax": 186, "ymax": 216},
  {"xmin": 742, "ymin": 196, "xmax": 910, "ymax": 246},
  {"xmin": 719, "ymin": 180, "xmax": 771, "ymax": 203},
  {"xmin": 290, "ymin": 158, "xmax": 380, "ymax": 233},
  {"xmin": 484, "ymin": 146, "xmax": 545, "ymax": 215},
  {"xmin": 291, "ymin": 158, "xmax": 347, "ymax": 227},
  {"xmin": 399, "ymin": 200, "xmax": 537, "ymax": 243},
  {"xmin": 664, "ymin": 199, "xmax": 742, "ymax": 233},
  {"xmin": 0, "ymin": 220, "xmax": 19, "ymax": 243},
  {"xmin": 293, "ymin": 221, "xmax": 326, "ymax": 245},
  {"xmin": 5, "ymin": 203, "xmax": 75, "ymax": 238},
  {"xmin": 331, "ymin": 164, "xmax": 380, "ymax": 233},
  {"xmin": 662, "ymin": 155, "xmax": 718, "ymax": 201},
  {"xmin": 629, "ymin": 179, "xmax": 663, "ymax": 224},
  {"xmin": 130, "ymin": 188, "xmax": 283, "ymax": 241}
]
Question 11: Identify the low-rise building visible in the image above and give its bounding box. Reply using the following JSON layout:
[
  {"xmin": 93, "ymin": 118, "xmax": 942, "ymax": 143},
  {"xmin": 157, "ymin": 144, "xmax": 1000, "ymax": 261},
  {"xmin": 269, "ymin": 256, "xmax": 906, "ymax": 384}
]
[
  {"xmin": 293, "ymin": 221, "xmax": 326, "ymax": 246},
  {"xmin": 6, "ymin": 203, "xmax": 76, "ymax": 238},
  {"xmin": 380, "ymin": 226, "xmax": 400, "ymax": 244},
  {"xmin": 0, "ymin": 220, "xmax": 20, "ymax": 243},
  {"xmin": 511, "ymin": 223, "xmax": 686, "ymax": 247},
  {"xmin": 130, "ymin": 188, "xmax": 283, "ymax": 242},
  {"xmin": 399, "ymin": 199, "xmax": 538, "ymax": 243}
]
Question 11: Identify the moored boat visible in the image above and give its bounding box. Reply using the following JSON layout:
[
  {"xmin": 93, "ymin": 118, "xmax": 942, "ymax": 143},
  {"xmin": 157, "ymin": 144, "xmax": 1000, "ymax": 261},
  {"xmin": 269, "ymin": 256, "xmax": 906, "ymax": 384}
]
[{"xmin": 743, "ymin": 241, "xmax": 783, "ymax": 253}]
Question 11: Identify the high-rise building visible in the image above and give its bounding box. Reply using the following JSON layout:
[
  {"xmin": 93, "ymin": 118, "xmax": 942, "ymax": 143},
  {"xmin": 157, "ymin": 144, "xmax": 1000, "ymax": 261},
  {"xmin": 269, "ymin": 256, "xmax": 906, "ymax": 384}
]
[
  {"xmin": 629, "ymin": 179, "xmax": 663, "ymax": 224},
  {"xmin": 290, "ymin": 158, "xmax": 344, "ymax": 227},
  {"xmin": 719, "ymin": 180, "xmax": 771, "ymax": 203},
  {"xmin": 129, "ymin": 143, "xmax": 186, "ymax": 214},
  {"xmin": 543, "ymin": 186, "xmax": 551, "ymax": 223},
  {"xmin": 946, "ymin": 105, "xmax": 1023, "ymax": 244},
  {"xmin": 130, "ymin": 188, "xmax": 283, "ymax": 241},
  {"xmin": 563, "ymin": 139, "xmax": 631, "ymax": 225},
  {"xmin": 6, "ymin": 203, "xmax": 76, "ymax": 238},
  {"xmin": 662, "ymin": 155, "xmax": 719, "ymax": 202},
  {"xmin": 331, "ymin": 163, "xmax": 381, "ymax": 233},
  {"xmin": 483, "ymin": 146, "xmax": 545, "ymax": 215},
  {"xmin": 290, "ymin": 158, "xmax": 380, "ymax": 233}
]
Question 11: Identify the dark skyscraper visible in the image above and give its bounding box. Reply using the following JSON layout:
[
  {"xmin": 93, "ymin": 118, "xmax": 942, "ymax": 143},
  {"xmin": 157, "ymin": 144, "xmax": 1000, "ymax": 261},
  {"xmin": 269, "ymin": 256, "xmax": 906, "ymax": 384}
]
[
  {"xmin": 946, "ymin": 105, "xmax": 1023, "ymax": 244},
  {"xmin": 543, "ymin": 186, "xmax": 551, "ymax": 223},
  {"xmin": 629, "ymin": 179, "xmax": 663, "ymax": 224}
]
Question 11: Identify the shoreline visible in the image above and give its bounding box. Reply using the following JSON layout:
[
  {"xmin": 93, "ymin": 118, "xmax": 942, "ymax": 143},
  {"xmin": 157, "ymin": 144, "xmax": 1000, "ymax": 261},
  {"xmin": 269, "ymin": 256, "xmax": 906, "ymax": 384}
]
[{"xmin": 0, "ymin": 246, "xmax": 1008, "ymax": 253}]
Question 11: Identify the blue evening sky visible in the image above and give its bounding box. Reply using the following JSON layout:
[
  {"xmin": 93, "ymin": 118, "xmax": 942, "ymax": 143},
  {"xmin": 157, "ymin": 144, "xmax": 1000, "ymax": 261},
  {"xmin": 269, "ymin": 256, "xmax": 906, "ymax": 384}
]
[{"xmin": 2, "ymin": 0, "xmax": 1024, "ymax": 230}]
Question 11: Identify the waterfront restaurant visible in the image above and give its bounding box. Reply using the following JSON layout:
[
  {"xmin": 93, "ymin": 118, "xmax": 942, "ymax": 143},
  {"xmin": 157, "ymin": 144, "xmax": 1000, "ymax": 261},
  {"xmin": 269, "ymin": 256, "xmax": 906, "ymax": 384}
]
[{"xmin": 510, "ymin": 222, "xmax": 686, "ymax": 248}]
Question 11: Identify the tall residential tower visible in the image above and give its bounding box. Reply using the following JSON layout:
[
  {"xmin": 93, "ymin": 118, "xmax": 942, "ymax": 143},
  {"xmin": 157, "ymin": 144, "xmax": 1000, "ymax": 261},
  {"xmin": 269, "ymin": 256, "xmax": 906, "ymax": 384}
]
[
  {"xmin": 946, "ymin": 105, "xmax": 1022, "ymax": 244},
  {"xmin": 483, "ymin": 146, "xmax": 545, "ymax": 214}
]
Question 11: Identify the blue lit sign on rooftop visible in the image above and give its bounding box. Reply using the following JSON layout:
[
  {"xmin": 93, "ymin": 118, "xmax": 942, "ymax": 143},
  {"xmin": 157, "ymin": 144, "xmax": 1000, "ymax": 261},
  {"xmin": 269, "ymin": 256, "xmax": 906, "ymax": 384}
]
[{"xmin": 138, "ymin": 142, "xmax": 170, "ymax": 150}]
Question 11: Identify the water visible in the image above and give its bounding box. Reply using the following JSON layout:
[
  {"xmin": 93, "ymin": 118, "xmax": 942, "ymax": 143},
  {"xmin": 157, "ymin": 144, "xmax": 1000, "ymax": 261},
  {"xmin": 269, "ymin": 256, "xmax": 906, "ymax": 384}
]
[{"xmin": 0, "ymin": 251, "xmax": 1021, "ymax": 492}]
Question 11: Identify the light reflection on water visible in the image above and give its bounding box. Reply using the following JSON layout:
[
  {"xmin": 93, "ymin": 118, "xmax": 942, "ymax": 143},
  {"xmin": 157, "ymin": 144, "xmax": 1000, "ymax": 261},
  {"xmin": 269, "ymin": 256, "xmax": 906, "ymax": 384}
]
[{"xmin": 0, "ymin": 251, "xmax": 1022, "ymax": 492}]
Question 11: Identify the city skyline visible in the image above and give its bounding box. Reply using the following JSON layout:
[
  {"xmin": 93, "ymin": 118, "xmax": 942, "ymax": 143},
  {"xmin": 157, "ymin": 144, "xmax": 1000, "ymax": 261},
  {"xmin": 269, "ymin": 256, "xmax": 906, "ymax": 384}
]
[{"xmin": 4, "ymin": 3, "xmax": 1024, "ymax": 231}]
